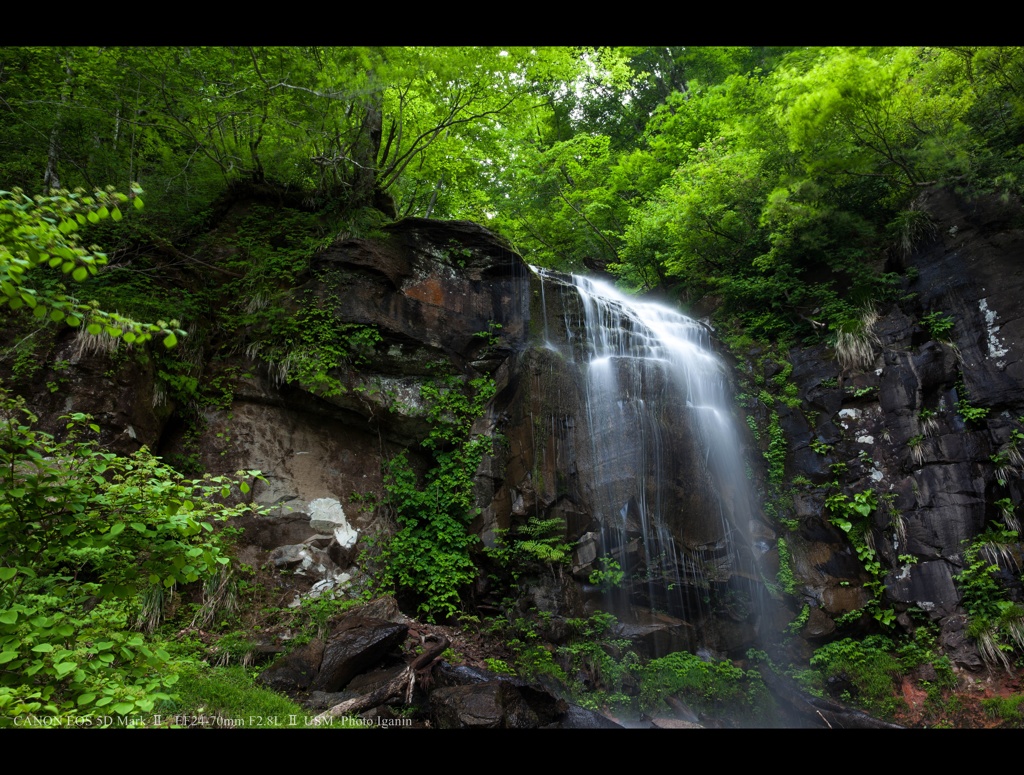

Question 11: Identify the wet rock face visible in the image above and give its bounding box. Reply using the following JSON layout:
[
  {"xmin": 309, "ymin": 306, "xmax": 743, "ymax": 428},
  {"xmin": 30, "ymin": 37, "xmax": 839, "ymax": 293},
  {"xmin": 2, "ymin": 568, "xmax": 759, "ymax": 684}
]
[
  {"xmin": 479, "ymin": 271, "xmax": 764, "ymax": 653},
  {"xmin": 781, "ymin": 188, "xmax": 1024, "ymax": 652}
]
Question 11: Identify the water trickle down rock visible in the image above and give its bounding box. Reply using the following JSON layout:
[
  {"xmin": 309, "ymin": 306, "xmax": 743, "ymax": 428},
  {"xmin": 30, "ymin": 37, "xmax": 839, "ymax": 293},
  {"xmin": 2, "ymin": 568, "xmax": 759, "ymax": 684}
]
[{"xmin": 490, "ymin": 268, "xmax": 769, "ymax": 654}]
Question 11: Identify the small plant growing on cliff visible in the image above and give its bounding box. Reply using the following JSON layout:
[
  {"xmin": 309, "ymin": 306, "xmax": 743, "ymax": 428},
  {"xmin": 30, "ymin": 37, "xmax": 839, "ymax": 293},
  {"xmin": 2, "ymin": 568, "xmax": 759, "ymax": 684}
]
[
  {"xmin": 810, "ymin": 439, "xmax": 832, "ymax": 456},
  {"xmin": 919, "ymin": 408, "xmax": 940, "ymax": 436},
  {"xmin": 921, "ymin": 311, "xmax": 955, "ymax": 341},
  {"xmin": 776, "ymin": 538, "xmax": 798, "ymax": 595},
  {"xmin": 889, "ymin": 206, "xmax": 937, "ymax": 258},
  {"xmin": 826, "ymin": 489, "xmax": 895, "ymax": 626},
  {"xmin": 787, "ymin": 604, "xmax": 810, "ymax": 634},
  {"xmin": 956, "ymin": 525, "xmax": 1024, "ymax": 672},
  {"xmin": 955, "ymin": 378, "xmax": 989, "ymax": 425},
  {"xmin": 589, "ymin": 557, "xmax": 625, "ymax": 591},
  {"xmin": 833, "ymin": 307, "xmax": 880, "ymax": 373},
  {"xmin": 908, "ymin": 434, "xmax": 925, "ymax": 466},
  {"xmin": 995, "ymin": 497, "xmax": 1020, "ymax": 532},
  {"xmin": 516, "ymin": 517, "xmax": 573, "ymax": 567}
]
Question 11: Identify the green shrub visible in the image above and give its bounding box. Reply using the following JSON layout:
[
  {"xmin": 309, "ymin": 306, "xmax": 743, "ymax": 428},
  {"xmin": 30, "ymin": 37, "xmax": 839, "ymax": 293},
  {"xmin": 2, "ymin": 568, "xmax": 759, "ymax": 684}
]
[
  {"xmin": 810, "ymin": 635, "xmax": 903, "ymax": 717},
  {"xmin": 956, "ymin": 524, "xmax": 1024, "ymax": 671},
  {"xmin": 0, "ymin": 390, "xmax": 263, "ymax": 722},
  {"xmin": 638, "ymin": 650, "xmax": 768, "ymax": 716}
]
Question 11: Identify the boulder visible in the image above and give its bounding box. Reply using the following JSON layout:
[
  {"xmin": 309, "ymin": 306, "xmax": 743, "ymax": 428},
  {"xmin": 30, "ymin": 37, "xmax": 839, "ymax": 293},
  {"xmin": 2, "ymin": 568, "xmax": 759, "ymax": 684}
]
[{"xmin": 311, "ymin": 616, "xmax": 409, "ymax": 693}]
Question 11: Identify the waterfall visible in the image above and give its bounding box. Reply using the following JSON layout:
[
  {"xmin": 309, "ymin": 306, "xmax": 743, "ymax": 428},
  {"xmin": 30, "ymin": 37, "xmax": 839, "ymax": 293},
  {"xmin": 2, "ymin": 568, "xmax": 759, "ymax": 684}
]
[{"xmin": 530, "ymin": 268, "xmax": 765, "ymax": 653}]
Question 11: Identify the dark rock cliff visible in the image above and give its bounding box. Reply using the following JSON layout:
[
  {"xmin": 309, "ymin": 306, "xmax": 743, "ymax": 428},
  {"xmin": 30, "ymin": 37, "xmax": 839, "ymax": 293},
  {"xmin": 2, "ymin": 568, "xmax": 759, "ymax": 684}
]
[{"xmin": 772, "ymin": 188, "xmax": 1024, "ymax": 667}]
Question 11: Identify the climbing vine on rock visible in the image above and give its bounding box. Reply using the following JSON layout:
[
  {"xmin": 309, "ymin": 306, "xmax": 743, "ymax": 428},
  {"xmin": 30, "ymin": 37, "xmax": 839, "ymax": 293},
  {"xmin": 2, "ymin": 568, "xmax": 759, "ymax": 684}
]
[
  {"xmin": 375, "ymin": 373, "xmax": 496, "ymax": 622},
  {"xmin": 826, "ymin": 488, "xmax": 895, "ymax": 627}
]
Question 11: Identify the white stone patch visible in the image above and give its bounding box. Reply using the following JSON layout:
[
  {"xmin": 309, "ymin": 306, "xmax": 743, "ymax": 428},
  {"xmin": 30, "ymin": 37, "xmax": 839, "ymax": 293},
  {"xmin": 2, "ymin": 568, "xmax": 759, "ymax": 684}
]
[
  {"xmin": 874, "ymin": 368, "xmax": 883, "ymax": 376},
  {"xmin": 308, "ymin": 497, "xmax": 359, "ymax": 549},
  {"xmin": 895, "ymin": 564, "xmax": 912, "ymax": 581},
  {"xmin": 856, "ymin": 435, "xmax": 875, "ymax": 445},
  {"xmin": 353, "ymin": 376, "xmax": 429, "ymax": 417},
  {"xmin": 870, "ymin": 467, "xmax": 884, "ymax": 482},
  {"xmin": 979, "ymin": 298, "xmax": 1010, "ymax": 359},
  {"xmin": 838, "ymin": 407, "xmax": 860, "ymax": 430}
]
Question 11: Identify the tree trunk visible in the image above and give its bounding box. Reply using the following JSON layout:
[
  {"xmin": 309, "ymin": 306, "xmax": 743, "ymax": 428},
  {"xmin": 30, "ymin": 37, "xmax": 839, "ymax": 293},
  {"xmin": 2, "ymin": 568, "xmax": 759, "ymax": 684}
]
[
  {"xmin": 351, "ymin": 69, "xmax": 383, "ymax": 206},
  {"xmin": 43, "ymin": 51, "xmax": 74, "ymax": 193}
]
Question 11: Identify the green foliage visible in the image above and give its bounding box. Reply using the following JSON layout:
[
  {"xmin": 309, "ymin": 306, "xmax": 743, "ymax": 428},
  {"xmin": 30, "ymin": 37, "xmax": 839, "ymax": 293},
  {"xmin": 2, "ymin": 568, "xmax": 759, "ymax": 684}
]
[
  {"xmin": 589, "ymin": 557, "xmax": 625, "ymax": 592},
  {"xmin": 0, "ymin": 186, "xmax": 183, "ymax": 347},
  {"xmin": 810, "ymin": 439, "xmax": 833, "ymax": 456},
  {"xmin": 483, "ymin": 658, "xmax": 515, "ymax": 676},
  {"xmin": 888, "ymin": 207, "xmax": 937, "ymax": 256},
  {"xmin": 513, "ymin": 517, "xmax": 573, "ymax": 567},
  {"xmin": 374, "ymin": 373, "xmax": 495, "ymax": 621},
  {"xmin": 764, "ymin": 410, "xmax": 787, "ymax": 487},
  {"xmin": 637, "ymin": 650, "xmax": 769, "ymax": 717},
  {"xmin": 955, "ymin": 377, "xmax": 990, "ymax": 424},
  {"xmin": 295, "ymin": 596, "xmax": 363, "ymax": 643},
  {"xmin": 825, "ymin": 488, "xmax": 895, "ymax": 626},
  {"xmin": 171, "ymin": 664, "xmax": 340, "ymax": 728},
  {"xmin": 0, "ymin": 390, "xmax": 263, "ymax": 721},
  {"xmin": 787, "ymin": 604, "xmax": 810, "ymax": 634},
  {"xmin": 921, "ymin": 311, "xmax": 955, "ymax": 340},
  {"xmin": 491, "ymin": 612, "xmax": 567, "ymax": 685},
  {"xmin": 982, "ymin": 693, "xmax": 1024, "ymax": 725},
  {"xmin": 267, "ymin": 304, "xmax": 381, "ymax": 398},
  {"xmin": 955, "ymin": 524, "xmax": 1024, "ymax": 671},
  {"xmin": 776, "ymin": 538, "xmax": 798, "ymax": 595},
  {"xmin": 810, "ymin": 635, "xmax": 904, "ymax": 717},
  {"xmin": 559, "ymin": 611, "xmax": 637, "ymax": 704},
  {"xmin": 826, "ymin": 489, "xmax": 877, "ymax": 534}
]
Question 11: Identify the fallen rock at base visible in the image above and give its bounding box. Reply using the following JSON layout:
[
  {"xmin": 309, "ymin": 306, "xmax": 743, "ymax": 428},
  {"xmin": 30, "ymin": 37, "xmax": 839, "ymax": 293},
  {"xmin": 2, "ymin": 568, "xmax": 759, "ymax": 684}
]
[{"xmin": 311, "ymin": 616, "xmax": 409, "ymax": 693}]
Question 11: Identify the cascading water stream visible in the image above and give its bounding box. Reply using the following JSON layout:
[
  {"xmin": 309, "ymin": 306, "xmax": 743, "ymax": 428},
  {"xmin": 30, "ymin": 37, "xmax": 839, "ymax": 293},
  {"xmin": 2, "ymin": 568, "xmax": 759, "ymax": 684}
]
[{"xmin": 531, "ymin": 267, "xmax": 766, "ymax": 650}]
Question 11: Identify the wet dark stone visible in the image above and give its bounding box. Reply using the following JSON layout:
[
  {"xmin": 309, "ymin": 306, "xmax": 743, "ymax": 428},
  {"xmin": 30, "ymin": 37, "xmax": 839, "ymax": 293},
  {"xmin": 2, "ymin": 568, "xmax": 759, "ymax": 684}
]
[{"xmin": 311, "ymin": 616, "xmax": 408, "ymax": 693}]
